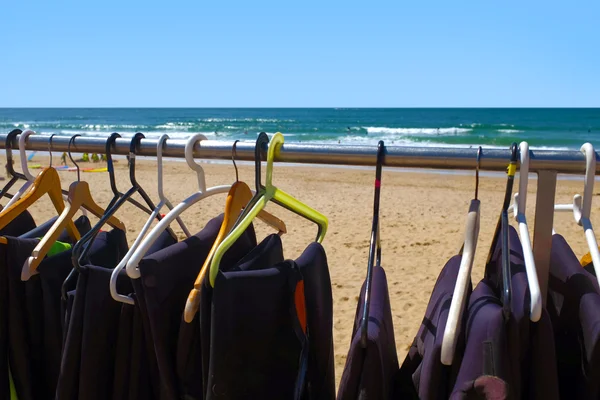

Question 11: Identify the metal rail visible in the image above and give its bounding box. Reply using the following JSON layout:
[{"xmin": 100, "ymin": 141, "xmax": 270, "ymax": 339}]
[{"xmin": 0, "ymin": 133, "xmax": 594, "ymax": 174}]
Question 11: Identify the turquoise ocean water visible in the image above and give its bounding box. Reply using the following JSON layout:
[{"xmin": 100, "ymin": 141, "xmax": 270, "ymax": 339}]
[{"xmin": 1, "ymin": 108, "xmax": 599, "ymax": 150}]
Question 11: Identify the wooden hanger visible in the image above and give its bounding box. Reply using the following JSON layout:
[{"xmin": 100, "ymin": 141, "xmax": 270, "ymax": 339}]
[
  {"xmin": 183, "ymin": 180, "xmax": 286, "ymax": 322},
  {"xmin": 0, "ymin": 167, "xmax": 80, "ymax": 245},
  {"xmin": 22, "ymin": 179, "xmax": 126, "ymax": 280}
]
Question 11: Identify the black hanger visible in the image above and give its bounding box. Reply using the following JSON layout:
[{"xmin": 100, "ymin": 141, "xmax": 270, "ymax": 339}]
[
  {"xmin": 360, "ymin": 140, "xmax": 384, "ymax": 348},
  {"xmin": 61, "ymin": 133, "xmax": 170, "ymax": 300},
  {"xmin": 255, "ymin": 132, "xmax": 269, "ymax": 192},
  {"xmin": 485, "ymin": 142, "xmax": 519, "ymax": 320},
  {"xmin": 239, "ymin": 132, "xmax": 324, "ymax": 241},
  {"xmin": 105, "ymin": 132, "xmax": 122, "ymax": 210},
  {"xmin": 104, "ymin": 132, "xmax": 151, "ymax": 213},
  {"xmin": 230, "ymin": 132, "xmax": 269, "ymax": 228},
  {"xmin": 0, "ymin": 129, "xmax": 27, "ymax": 200},
  {"xmin": 74, "ymin": 132, "xmax": 171, "ymax": 264}
]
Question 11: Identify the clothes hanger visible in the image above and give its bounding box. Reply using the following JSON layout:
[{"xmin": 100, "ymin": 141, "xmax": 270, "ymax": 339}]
[
  {"xmin": 109, "ymin": 134, "xmax": 195, "ymax": 305},
  {"xmin": 123, "ymin": 133, "xmax": 232, "ymax": 280},
  {"xmin": 441, "ymin": 146, "xmax": 482, "ymax": 365},
  {"xmin": 209, "ymin": 132, "xmax": 328, "ymax": 287},
  {"xmin": 554, "ymin": 143, "xmax": 600, "ymax": 278},
  {"xmin": 182, "ymin": 140, "xmax": 287, "ymax": 322},
  {"xmin": 73, "ymin": 132, "xmax": 169, "ymax": 264},
  {"xmin": 359, "ymin": 140, "xmax": 384, "ymax": 348},
  {"xmin": 21, "ymin": 135, "xmax": 126, "ymax": 281},
  {"xmin": 485, "ymin": 142, "xmax": 519, "ymax": 321},
  {"xmin": 511, "ymin": 141, "xmax": 542, "ymax": 322},
  {"xmin": 0, "ymin": 129, "xmax": 28, "ymax": 202},
  {"xmin": 61, "ymin": 133, "xmax": 166, "ymax": 300},
  {"xmin": 155, "ymin": 134, "xmax": 191, "ymax": 236},
  {"xmin": 0, "ymin": 147, "xmax": 80, "ymax": 246},
  {"xmin": 105, "ymin": 132, "xmax": 122, "ymax": 210},
  {"xmin": 104, "ymin": 132, "xmax": 152, "ymax": 214},
  {"xmin": 231, "ymin": 132, "xmax": 313, "ymax": 230},
  {"xmin": 3, "ymin": 129, "xmax": 37, "ymax": 209},
  {"xmin": 0, "ymin": 131, "xmax": 84, "ymax": 209},
  {"xmin": 228, "ymin": 132, "xmax": 271, "ymax": 227}
]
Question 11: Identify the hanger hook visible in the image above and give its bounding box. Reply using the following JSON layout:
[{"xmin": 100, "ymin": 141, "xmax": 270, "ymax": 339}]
[
  {"xmin": 5, "ymin": 129, "xmax": 23, "ymax": 179},
  {"xmin": 510, "ymin": 142, "xmax": 519, "ymax": 163},
  {"xmin": 105, "ymin": 132, "xmax": 122, "ymax": 199},
  {"xmin": 68, "ymin": 134, "xmax": 81, "ymax": 182},
  {"xmin": 48, "ymin": 134, "xmax": 56, "ymax": 168},
  {"xmin": 232, "ymin": 140, "xmax": 240, "ymax": 182},
  {"xmin": 475, "ymin": 146, "xmax": 482, "ymax": 200},
  {"xmin": 255, "ymin": 132, "xmax": 269, "ymax": 192},
  {"xmin": 184, "ymin": 133, "xmax": 208, "ymax": 192},
  {"xmin": 19, "ymin": 130, "xmax": 36, "ymax": 181},
  {"xmin": 129, "ymin": 133, "xmax": 145, "ymax": 188},
  {"xmin": 157, "ymin": 134, "xmax": 170, "ymax": 201}
]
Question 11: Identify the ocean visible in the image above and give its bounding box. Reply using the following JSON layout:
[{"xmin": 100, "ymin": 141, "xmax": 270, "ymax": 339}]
[{"xmin": 1, "ymin": 108, "xmax": 599, "ymax": 150}]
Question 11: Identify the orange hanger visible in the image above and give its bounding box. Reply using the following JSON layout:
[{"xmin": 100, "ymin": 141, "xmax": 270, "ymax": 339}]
[
  {"xmin": 22, "ymin": 179, "xmax": 126, "ymax": 279},
  {"xmin": 0, "ymin": 167, "xmax": 79, "ymax": 244},
  {"xmin": 183, "ymin": 180, "xmax": 286, "ymax": 323},
  {"xmin": 22, "ymin": 135, "xmax": 126, "ymax": 278}
]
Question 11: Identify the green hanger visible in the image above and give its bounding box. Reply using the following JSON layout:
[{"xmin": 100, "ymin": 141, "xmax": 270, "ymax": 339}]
[{"xmin": 209, "ymin": 132, "xmax": 328, "ymax": 287}]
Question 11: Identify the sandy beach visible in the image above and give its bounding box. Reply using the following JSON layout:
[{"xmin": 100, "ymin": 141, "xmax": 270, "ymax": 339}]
[{"xmin": 8, "ymin": 155, "xmax": 599, "ymax": 385}]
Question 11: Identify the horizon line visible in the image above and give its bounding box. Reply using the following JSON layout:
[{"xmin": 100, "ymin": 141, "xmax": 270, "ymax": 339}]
[{"xmin": 1, "ymin": 106, "xmax": 599, "ymax": 109}]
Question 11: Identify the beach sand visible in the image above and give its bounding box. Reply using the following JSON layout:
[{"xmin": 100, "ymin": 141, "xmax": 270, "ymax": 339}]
[{"xmin": 8, "ymin": 156, "xmax": 599, "ymax": 386}]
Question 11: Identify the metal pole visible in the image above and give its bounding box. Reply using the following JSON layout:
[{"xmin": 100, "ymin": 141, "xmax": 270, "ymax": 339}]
[{"xmin": 0, "ymin": 133, "xmax": 595, "ymax": 174}]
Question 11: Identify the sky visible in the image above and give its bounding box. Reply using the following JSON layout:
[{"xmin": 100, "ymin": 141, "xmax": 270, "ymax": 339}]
[{"xmin": 1, "ymin": 1, "xmax": 599, "ymax": 107}]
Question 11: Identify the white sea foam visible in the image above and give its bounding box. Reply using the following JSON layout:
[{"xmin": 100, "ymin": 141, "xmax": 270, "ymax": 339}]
[
  {"xmin": 199, "ymin": 118, "xmax": 292, "ymax": 123},
  {"xmin": 308, "ymin": 135, "xmax": 571, "ymax": 151},
  {"xmin": 55, "ymin": 130, "xmax": 217, "ymax": 139},
  {"xmin": 497, "ymin": 129, "xmax": 523, "ymax": 134},
  {"xmin": 154, "ymin": 122, "xmax": 196, "ymax": 130},
  {"xmin": 363, "ymin": 127, "xmax": 472, "ymax": 135}
]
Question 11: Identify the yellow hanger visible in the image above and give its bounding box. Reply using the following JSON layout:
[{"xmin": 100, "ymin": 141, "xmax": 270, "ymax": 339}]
[
  {"xmin": 183, "ymin": 180, "xmax": 286, "ymax": 322},
  {"xmin": 208, "ymin": 132, "xmax": 328, "ymax": 287},
  {"xmin": 22, "ymin": 179, "xmax": 126, "ymax": 278},
  {"xmin": 0, "ymin": 167, "xmax": 80, "ymax": 243}
]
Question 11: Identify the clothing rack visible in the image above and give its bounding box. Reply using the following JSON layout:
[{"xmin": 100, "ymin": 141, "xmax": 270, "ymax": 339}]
[{"xmin": 0, "ymin": 132, "xmax": 595, "ymax": 303}]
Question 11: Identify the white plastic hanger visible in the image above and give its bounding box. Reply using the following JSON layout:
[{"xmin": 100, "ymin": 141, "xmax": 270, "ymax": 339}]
[
  {"xmin": 109, "ymin": 134, "xmax": 194, "ymax": 304},
  {"xmin": 3, "ymin": 130, "xmax": 37, "ymax": 209},
  {"xmin": 441, "ymin": 147, "xmax": 481, "ymax": 366},
  {"xmin": 554, "ymin": 143, "xmax": 600, "ymax": 278},
  {"xmin": 123, "ymin": 134, "xmax": 230, "ymax": 280},
  {"xmin": 511, "ymin": 141, "xmax": 542, "ymax": 322}
]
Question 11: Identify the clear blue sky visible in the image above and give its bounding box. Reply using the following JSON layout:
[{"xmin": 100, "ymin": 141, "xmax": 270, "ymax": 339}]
[{"xmin": 2, "ymin": 1, "xmax": 598, "ymax": 107}]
